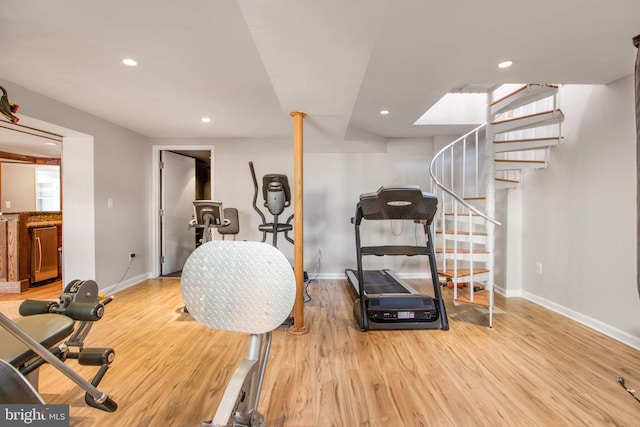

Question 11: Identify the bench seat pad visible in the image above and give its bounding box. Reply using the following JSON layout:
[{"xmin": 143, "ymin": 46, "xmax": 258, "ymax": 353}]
[{"xmin": 0, "ymin": 313, "xmax": 74, "ymax": 367}]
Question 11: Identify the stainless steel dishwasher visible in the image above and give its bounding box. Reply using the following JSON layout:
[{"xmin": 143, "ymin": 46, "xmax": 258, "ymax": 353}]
[{"xmin": 31, "ymin": 226, "xmax": 59, "ymax": 284}]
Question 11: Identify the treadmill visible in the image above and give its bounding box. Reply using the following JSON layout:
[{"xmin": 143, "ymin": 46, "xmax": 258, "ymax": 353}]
[{"xmin": 345, "ymin": 186, "xmax": 449, "ymax": 332}]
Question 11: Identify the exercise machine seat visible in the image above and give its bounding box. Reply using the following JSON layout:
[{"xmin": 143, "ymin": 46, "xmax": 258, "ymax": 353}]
[
  {"xmin": 181, "ymin": 240, "xmax": 295, "ymax": 334},
  {"xmin": 217, "ymin": 207, "xmax": 240, "ymax": 238},
  {"xmin": 0, "ymin": 359, "xmax": 44, "ymax": 404},
  {"xmin": 0, "ymin": 313, "xmax": 74, "ymax": 367}
]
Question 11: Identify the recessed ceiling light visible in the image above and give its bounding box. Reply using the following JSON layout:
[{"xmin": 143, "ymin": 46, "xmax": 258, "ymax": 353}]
[
  {"xmin": 44, "ymin": 142, "xmax": 57, "ymax": 146},
  {"xmin": 122, "ymin": 58, "xmax": 138, "ymax": 67},
  {"xmin": 201, "ymin": 117, "xmax": 211, "ymax": 123},
  {"xmin": 380, "ymin": 110, "xmax": 390, "ymax": 115},
  {"xmin": 497, "ymin": 60, "xmax": 513, "ymax": 69}
]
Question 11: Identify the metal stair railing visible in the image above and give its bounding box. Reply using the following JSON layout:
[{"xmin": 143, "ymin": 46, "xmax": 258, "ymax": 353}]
[
  {"xmin": 429, "ymin": 122, "xmax": 499, "ymax": 328},
  {"xmin": 429, "ymin": 123, "xmax": 500, "ymax": 226}
]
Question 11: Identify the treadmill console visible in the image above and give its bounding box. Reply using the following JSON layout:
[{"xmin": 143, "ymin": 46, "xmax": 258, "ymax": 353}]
[
  {"xmin": 368, "ymin": 295, "xmax": 439, "ymax": 322},
  {"xmin": 356, "ymin": 185, "xmax": 438, "ymax": 223}
]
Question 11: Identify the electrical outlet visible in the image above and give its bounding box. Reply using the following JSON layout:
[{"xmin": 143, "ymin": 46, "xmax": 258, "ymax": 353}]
[
  {"xmin": 535, "ymin": 262, "xmax": 542, "ymax": 275},
  {"xmin": 129, "ymin": 252, "xmax": 136, "ymax": 260}
]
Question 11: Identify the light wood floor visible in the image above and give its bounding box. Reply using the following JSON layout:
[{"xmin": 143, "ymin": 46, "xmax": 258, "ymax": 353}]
[{"xmin": 2, "ymin": 278, "xmax": 640, "ymax": 426}]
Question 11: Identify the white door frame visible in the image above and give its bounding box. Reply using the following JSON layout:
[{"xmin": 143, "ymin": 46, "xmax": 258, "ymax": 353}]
[
  {"xmin": 151, "ymin": 144, "xmax": 214, "ymax": 278},
  {"xmin": 61, "ymin": 135, "xmax": 96, "ymax": 283},
  {"xmin": 160, "ymin": 151, "xmax": 196, "ymax": 275},
  {"xmin": 8, "ymin": 114, "xmax": 96, "ymax": 286}
]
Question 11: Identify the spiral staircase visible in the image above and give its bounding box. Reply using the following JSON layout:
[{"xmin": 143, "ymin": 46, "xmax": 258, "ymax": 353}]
[{"xmin": 429, "ymin": 84, "xmax": 564, "ymax": 328}]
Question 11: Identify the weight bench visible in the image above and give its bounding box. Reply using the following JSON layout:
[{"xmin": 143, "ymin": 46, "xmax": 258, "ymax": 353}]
[
  {"xmin": 0, "ymin": 280, "xmax": 117, "ymax": 412},
  {"xmin": 181, "ymin": 240, "xmax": 295, "ymax": 427}
]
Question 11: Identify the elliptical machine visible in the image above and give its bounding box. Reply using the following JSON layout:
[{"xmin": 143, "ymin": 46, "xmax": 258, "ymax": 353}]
[{"xmin": 249, "ymin": 161, "xmax": 294, "ymax": 248}]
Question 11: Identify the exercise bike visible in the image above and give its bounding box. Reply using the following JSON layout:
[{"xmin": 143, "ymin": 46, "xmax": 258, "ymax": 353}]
[{"xmin": 181, "ymin": 240, "xmax": 295, "ymax": 426}]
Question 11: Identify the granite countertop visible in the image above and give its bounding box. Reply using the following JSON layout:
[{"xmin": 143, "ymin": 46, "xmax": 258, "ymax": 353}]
[
  {"xmin": 26, "ymin": 211, "xmax": 62, "ymax": 228},
  {"xmin": 0, "ymin": 211, "xmax": 62, "ymax": 227},
  {"xmin": 27, "ymin": 220, "xmax": 62, "ymax": 227}
]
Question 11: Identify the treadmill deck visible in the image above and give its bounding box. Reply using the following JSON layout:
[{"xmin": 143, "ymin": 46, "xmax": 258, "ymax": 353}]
[
  {"xmin": 345, "ymin": 269, "xmax": 440, "ymax": 329},
  {"xmin": 357, "ymin": 270, "xmax": 409, "ymax": 294}
]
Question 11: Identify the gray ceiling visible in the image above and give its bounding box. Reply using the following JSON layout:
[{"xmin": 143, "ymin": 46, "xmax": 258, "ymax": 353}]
[{"xmin": 1, "ymin": 0, "xmax": 639, "ymax": 155}]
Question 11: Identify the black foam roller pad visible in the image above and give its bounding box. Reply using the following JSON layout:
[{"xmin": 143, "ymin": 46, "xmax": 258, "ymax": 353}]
[
  {"xmin": 19, "ymin": 300, "xmax": 58, "ymax": 316},
  {"xmin": 64, "ymin": 302, "xmax": 104, "ymax": 321}
]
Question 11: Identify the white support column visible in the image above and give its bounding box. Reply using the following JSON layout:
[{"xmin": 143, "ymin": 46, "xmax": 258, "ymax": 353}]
[
  {"xmin": 485, "ymin": 91, "xmax": 497, "ymax": 329},
  {"xmin": 505, "ymin": 187, "xmax": 523, "ymax": 296}
]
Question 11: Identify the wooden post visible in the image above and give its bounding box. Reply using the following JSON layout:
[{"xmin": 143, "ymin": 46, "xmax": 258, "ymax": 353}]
[{"xmin": 289, "ymin": 111, "xmax": 308, "ymax": 335}]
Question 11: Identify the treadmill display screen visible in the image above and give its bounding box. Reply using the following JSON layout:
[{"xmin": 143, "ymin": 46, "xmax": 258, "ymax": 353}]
[{"xmin": 381, "ymin": 311, "xmax": 418, "ymax": 319}]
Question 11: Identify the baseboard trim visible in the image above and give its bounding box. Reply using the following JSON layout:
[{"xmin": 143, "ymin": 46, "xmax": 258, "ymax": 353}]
[
  {"xmin": 521, "ymin": 290, "xmax": 640, "ymax": 351},
  {"xmin": 101, "ymin": 272, "xmax": 153, "ymax": 295},
  {"xmin": 494, "ymin": 283, "xmax": 522, "ymax": 298},
  {"xmin": 314, "ymin": 272, "xmax": 434, "ymax": 281},
  {"xmin": 315, "ymin": 273, "xmax": 351, "ymax": 280},
  {"xmin": 0, "ymin": 281, "xmax": 23, "ymax": 293}
]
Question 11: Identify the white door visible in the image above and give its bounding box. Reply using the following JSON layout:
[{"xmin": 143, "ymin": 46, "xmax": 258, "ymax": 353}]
[{"xmin": 160, "ymin": 151, "xmax": 196, "ymax": 275}]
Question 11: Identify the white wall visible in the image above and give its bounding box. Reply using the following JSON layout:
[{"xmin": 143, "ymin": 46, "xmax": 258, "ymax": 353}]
[
  {"xmin": 91, "ymin": 121, "xmax": 151, "ymax": 288},
  {"xmin": 520, "ymin": 77, "xmax": 639, "ymax": 346}
]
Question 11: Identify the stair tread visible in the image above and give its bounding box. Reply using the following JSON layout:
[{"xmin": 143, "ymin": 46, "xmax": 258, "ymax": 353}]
[
  {"xmin": 436, "ymin": 248, "xmax": 489, "ymax": 254},
  {"xmin": 491, "ymin": 110, "xmax": 564, "ymax": 135},
  {"xmin": 489, "ymin": 84, "xmax": 559, "ymax": 115},
  {"xmin": 495, "ymin": 177, "xmax": 519, "ymax": 183},
  {"xmin": 489, "ymin": 84, "xmax": 528, "ymax": 107},
  {"xmin": 436, "ymin": 229, "xmax": 488, "ymax": 236},
  {"xmin": 491, "ymin": 109, "xmax": 563, "ymax": 126},
  {"xmin": 445, "ymin": 212, "xmax": 481, "ymax": 215},
  {"xmin": 493, "ymin": 137, "xmax": 563, "ymax": 153},
  {"xmin": 454, "ymin": 289, "xmax": 491, "ymax": 307},
  {"xmin": 495, "ymin": 159, "xmax": 546, "ymax": 164},
  {"xmin": 489, "ymin": 84, "xmax": 558, "ymax": 107},
  {"xmin": 494, "ymin": 137, "xmax": 561, "ymax": 144},
  {"xmin": 439, "ymin": 268, "xmax": 490, "ymax": 278}
]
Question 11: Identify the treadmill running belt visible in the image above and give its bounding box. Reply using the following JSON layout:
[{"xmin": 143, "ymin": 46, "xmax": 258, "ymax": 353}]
[{"xmin": 361, "ymin": 270, "xmax": 409, "ymax": 294}]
